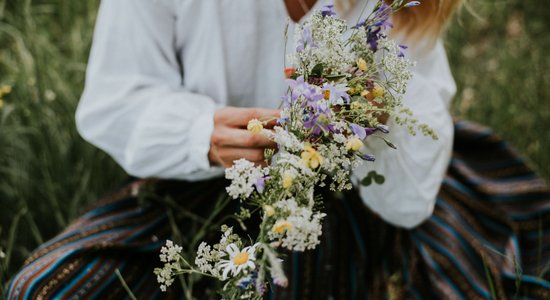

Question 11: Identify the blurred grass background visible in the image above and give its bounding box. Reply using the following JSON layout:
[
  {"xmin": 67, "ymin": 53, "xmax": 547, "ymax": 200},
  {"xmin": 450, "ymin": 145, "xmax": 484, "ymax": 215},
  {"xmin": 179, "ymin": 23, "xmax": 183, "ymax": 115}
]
[{"xmin": 0, "ymin": 0, "xmax": 548, "ymax": 291}]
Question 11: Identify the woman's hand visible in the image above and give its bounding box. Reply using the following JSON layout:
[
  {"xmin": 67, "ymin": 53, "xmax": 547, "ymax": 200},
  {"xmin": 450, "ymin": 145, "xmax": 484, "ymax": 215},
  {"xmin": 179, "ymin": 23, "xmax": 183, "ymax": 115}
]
[{"xmin": 208, "ymin": 107, "xmax": 280, "ymax": 168}]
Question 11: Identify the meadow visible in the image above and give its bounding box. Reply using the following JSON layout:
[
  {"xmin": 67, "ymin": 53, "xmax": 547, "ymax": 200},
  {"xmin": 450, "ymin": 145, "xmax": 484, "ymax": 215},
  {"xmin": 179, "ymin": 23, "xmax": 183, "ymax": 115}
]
[{"xmin": 0, "ymin": 0, "xmax": 549, "ymax": 294}]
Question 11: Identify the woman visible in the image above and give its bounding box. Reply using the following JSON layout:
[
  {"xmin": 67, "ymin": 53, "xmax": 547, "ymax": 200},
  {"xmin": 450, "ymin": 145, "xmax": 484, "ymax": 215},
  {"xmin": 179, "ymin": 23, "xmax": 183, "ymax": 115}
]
[{"xmin": 7, "ymin": 0, "xmax": 550, "ymax": 299}]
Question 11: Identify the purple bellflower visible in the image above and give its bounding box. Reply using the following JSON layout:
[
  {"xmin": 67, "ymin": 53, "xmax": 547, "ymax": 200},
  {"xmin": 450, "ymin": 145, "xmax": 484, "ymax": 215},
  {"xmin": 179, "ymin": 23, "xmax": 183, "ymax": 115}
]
[
  {"xmin": 321, "ymin": 5, "xmax": 336, "ymax": 17},
  {"xmin": 286, "ymin": 76, "xmax": 320, "ymax": 107},
  {"xmin": 255, "ymin": 176, "xmax": 270, "ymax": 194},
  {"xmin": 364, "ymin": 4, "xmax": 394, "ymax": 51},
  {"xmin": 398, "ymin": 44, "xmax": 408, "ymax": 58},
  {"xmin": 350, "ymin": 123, "xmax": 377, "ymax": 140},
  {"xmin": 373, "ymin": 3, "xmax": 393, "ymax": 28}
]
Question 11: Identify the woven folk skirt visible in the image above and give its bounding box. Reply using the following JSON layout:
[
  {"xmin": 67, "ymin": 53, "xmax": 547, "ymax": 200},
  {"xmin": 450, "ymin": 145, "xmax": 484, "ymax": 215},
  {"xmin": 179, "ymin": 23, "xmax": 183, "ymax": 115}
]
[{"xmin": 6, "ymin": 121, "xmax": 550, "ymax": 299}]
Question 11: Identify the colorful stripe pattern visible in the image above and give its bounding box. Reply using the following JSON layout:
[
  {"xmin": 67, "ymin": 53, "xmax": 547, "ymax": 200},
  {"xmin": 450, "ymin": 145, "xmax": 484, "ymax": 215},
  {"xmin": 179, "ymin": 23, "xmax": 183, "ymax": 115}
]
[{"xmin": 7, "ymin": 121, "xmax": 550, "ymax": 299}]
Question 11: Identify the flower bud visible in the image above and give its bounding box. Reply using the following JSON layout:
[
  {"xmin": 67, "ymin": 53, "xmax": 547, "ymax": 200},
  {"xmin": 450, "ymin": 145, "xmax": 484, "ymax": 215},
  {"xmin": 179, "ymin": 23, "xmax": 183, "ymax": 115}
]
[
  {"xmin": 284, "ymin": 68, "xmax": 296, "ymax": 78},
  {"xmin": 264, "ymin": 205, "xmax": 275, "ymax": 217},
  {"xmin": 372, "ymin": 83, "xmax": 385, "ymax": 98},
  {"xmin": 247, "ymin": 119, "xmax": 264, "ymax": 134},
  {"xmin": 356, "ymin": 58, "xmax": 368, "ymax": 71}
]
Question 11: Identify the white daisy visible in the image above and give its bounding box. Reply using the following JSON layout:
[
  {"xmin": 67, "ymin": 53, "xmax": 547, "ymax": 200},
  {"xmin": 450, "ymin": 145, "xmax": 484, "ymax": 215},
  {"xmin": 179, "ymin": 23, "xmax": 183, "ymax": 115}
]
[{"xmin": 218, "ymin": 243, "xmax": 258, "ymax": 280}]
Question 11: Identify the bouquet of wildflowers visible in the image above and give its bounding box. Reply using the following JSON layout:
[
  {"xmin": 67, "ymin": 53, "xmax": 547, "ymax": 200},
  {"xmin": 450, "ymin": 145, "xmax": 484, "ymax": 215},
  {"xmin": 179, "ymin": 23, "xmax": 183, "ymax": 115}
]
[{"xmin": 155, "ymin": 1, "xmax": 433, "ymax": 298}]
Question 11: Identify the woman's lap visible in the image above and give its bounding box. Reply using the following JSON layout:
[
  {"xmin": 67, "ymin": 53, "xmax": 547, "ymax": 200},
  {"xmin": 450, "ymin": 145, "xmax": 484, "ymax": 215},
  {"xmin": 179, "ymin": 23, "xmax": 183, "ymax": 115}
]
[{"xmin": 7, "ymin": 121, "xmax": 550, "ymax": 299}]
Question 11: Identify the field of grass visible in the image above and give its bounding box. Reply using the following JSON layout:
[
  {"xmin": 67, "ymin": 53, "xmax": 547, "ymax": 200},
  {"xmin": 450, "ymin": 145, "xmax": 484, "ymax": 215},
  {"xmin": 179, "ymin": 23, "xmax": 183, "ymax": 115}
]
[
  {"xmin": 446, "ymin": 0, "xmax": 550, "ymax": 180},
  {"xmin": 0, "ymin": 0, "xmax": 548, "ymax": 294}
]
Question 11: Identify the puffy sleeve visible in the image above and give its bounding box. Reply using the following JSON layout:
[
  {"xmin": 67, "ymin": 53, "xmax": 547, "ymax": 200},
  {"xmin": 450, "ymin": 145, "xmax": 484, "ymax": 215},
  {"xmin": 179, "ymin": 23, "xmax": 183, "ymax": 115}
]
[
  {"xmin": 352, "ymin": 40, "xmax": 456, "ymax": 229},
  {"xmin": 76, "ymin": 0, "xmax": 220, "ymax": 180}
]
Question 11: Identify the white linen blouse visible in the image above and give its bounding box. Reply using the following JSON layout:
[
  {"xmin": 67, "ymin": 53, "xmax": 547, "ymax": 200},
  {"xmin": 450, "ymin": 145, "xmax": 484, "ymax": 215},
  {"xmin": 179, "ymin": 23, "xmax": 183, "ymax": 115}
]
[{"xmin": 76, "ymin": 0, "xmax": 456, "ymax": 228}]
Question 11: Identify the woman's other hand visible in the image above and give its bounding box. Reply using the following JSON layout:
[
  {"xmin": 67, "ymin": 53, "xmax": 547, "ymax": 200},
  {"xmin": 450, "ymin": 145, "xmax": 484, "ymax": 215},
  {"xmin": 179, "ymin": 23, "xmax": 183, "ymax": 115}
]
[{"xmin": 208, "ymin": 107, "xmax": 280, "ymax": 168}]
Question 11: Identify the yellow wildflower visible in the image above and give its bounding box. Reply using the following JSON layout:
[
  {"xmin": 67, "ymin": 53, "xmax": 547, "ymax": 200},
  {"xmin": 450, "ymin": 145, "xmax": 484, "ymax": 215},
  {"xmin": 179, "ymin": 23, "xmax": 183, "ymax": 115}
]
[
  {"xmin": 272, "ymin": 220, "xmax": 293, "ymax": 234},
  {"xmin": 264, "ymin": 205, "xmax": 275, "ymax": 217},
  {"xmin": 372, "ymin": 83, "xmax": 385, "ymax": 98},
  {"xmin": 282, "ymin": 171, "xmax": 294, "ymax": 189},
  {"xmin": 346, "ymin": 137, "xmax": 363, "ymax": 151},
  {"xmin": 247, "ymin": 118, "xmax": 263, "ymax": 134},
  {"xmin": 356, "ymin": 58, "xmax": 368, "ymax": 72},
  {"xmin": 360, "ymin": 90, "xmax": 370, "ymax": 98},
  {"xmin": 301, "ymin": 144, "xmax": 323, "ymax": 169}
]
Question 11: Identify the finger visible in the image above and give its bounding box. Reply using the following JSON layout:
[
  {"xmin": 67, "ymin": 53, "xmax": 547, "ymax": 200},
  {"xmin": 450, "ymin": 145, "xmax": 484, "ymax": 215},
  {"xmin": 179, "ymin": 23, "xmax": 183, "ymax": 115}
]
[
  {"xmin": 217, "ymin": 147, "xmax": 267, "ymax": 165},
  {"xmin": 216, "ymin": 107, "xmax": 280, "ymax": 127},
  {"xmin": 212, "ymin": 127, "xmax": 276, "ymax": 148}
]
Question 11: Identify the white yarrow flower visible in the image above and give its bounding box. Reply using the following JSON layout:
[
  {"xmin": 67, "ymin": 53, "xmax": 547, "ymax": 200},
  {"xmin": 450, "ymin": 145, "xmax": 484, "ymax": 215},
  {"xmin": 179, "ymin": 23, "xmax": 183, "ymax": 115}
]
[
  {"xmin": 272, "ymin": 126, "xmax": 304, "ymax": 152},
  {"xmin": 270, "ymin": 199, "xmax": 326, "ymax": 251},
  {"xmin": 160, "ymin": 240, "xmax": 183, "ymax": 263},
  {"xmin": 225, "ymin": 159, "xmax": 265, "ymax": 199},
  {"xmin": 155, "ymin": 240, "xmax": 184, "ymax": 292}
]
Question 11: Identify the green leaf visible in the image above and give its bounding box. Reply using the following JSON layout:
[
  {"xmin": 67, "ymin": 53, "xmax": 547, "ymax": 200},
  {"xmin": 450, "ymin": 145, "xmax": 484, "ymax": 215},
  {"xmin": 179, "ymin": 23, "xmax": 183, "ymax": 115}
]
[
  {"xmin": 383, "ymin": 138, "xmax": 397, "ymax": 150},
  {"xmin": 374, "ymin": 174, "xmax": 385, "ymax": 184},
  {"xmin": 362, "ymin": 171, "xmax": 385, "ymax": 186},
  {"xmin": 311, "ymin": 63, "xmax": 324, "ymax": 76},
  {"xmin": 361, "ymin": 176, "xmax": 372, "ymax": 186},
  {"xmin": 324, "ymin": 74, "xmax": 347, "ymax": 80}
]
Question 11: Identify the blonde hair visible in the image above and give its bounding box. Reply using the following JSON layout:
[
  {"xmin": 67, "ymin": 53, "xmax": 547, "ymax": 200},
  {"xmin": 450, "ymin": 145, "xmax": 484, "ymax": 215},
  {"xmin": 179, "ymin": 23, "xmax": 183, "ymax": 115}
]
[{"xmin": 336, "ymin": 0, "xmax": 462, "ymax": 45}]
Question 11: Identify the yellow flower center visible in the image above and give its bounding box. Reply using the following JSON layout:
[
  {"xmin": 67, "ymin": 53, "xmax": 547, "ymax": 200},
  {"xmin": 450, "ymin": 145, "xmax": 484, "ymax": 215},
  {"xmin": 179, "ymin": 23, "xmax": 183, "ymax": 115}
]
[
  {"xmin": 272, "ymin": 221, "xmax": 293, "ymax": 234},
  {"xmin": 233, "ymin": 251, "xmax": 249, "ymax": 266},
  {"xmin": 247, "ymin": 119, "xmax": 264, "ymax": 134},
  {"xmin": 323, "ymin": 90, "xmax": 331, "ymax": 100}
]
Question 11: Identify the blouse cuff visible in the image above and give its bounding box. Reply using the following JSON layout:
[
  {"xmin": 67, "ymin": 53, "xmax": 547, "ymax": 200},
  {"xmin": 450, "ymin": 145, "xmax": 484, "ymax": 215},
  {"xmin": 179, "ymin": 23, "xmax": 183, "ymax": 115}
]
[
  {"xmin": 182, "ymin": 109, "xmax": 226, "ymax": 181},
  {"xmin": 187, "ymin": 110, "xmax": 215, "ymax": 172}
]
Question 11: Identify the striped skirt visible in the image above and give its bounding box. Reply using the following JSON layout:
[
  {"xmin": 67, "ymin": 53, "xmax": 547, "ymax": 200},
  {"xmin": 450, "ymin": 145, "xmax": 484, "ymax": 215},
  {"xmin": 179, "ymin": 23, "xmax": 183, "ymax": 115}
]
[{"xmin": 6, "ymin": 121, "xmax": 550, "ymax": 299}]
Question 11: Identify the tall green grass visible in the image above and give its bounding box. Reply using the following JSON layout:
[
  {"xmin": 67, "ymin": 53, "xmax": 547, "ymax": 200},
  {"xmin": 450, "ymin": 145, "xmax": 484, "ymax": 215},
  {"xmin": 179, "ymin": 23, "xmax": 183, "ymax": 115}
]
[
  {"xmin": 0, "ymin": 0, "xmax": 124, "ymax": 285},
  {"xmin": 0, "ymin": 0, "xmax": 548, "ymax": 291},
  {"xmin": 446, "ymin": 0, "xmax": 550, "ymax": 179}
]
